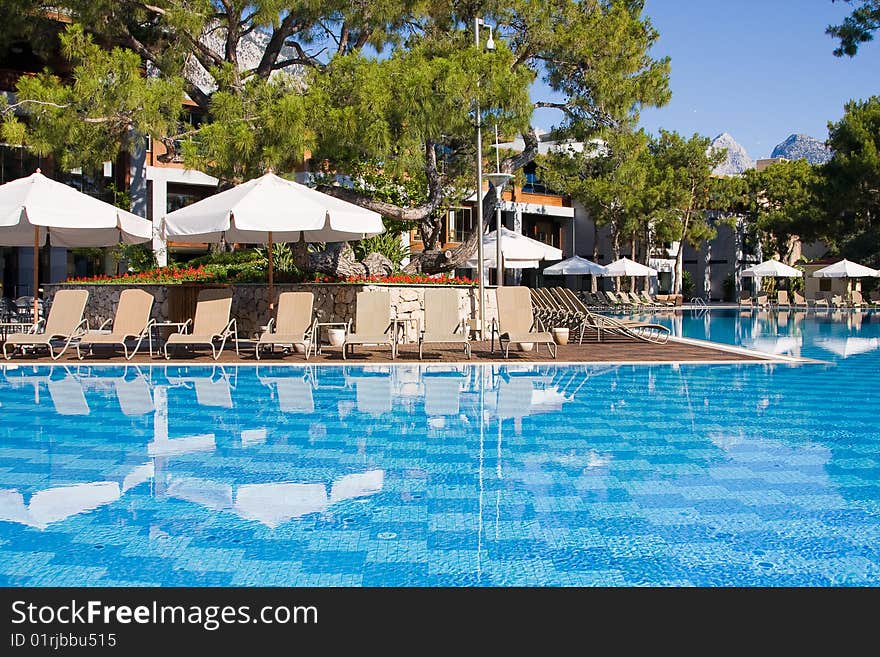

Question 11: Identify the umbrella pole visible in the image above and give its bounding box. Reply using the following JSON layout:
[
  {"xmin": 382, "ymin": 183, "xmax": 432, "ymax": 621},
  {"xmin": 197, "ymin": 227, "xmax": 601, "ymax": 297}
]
[
  {"xmin": 268, "ymin": 231, "xmax": 274, "ymax": 313},
  {"xmin": 33, "ymin": 225, "xmax": 39, "ymax": 323}
]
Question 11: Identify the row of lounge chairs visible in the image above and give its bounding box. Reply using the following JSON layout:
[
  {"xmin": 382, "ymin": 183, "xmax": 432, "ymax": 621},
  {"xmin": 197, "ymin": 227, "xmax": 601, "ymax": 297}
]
[
  {"xmin": 578, "ymin": 290, "xmax": 676, "ymax": 311},
  {"xmin": 529, "ymin": 287, "xmax": 670, "ymax": 345},
  {"xmin": 740, "ymin": 289, "xmax": 878, "ymax": 309},
  {"xmin": 7, "ymin": 284, "xmax": 649, "ymax": 362}
]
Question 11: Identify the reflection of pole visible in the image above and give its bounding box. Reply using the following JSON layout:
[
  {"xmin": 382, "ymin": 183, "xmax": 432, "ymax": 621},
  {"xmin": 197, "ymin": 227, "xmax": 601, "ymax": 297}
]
[
  {"xmin": 495, "ymin": 124, "xmax": 503, "ymax": 288},
  {"xmin": 474, "ymin": 17, "xmax": 485, "ymax": 339},
  {"xmin": 477, "ymin": 363, "xmax": 485, "ymax": 581}
]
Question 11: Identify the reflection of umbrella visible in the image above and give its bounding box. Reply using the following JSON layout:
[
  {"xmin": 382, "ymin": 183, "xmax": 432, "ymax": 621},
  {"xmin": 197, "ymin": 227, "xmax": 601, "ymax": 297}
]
[
  {"xmin": 741, "ymin": 260, "xmax": 802, "ymax": 278},
  {"xmin": 466, "ymin": 227, "xmax": 562, "ymax": 269},
  {"xmin": 812, "ymin": 259, "xmax": 879, "ymax": 278},
  {"xmin": 542, "ymin": 255, "xmax": 606, "ymax": 276},
  {"xmin": 165, "ymin": 470, "xmax": 384, "ymax": 528},
  {"xmin": 161, "ymin": 172, "xmax": 384, "ymax": 309},
  {"xmin": 600, "ymin": 257, "xmax": 658, "ymax": 277},
  {"xmin": 0, "ymin": 170, "xmax": 153, "ymax": 320},
  {"xmin": 0, "ymin": 483, "xmax": 120, "ymax": 529},
  {"xmin": 745, "ymin": 336, "xmax": 802, "ymax": 355},
  {"xmin": 815, "ymin": 336, "xmax": 880, "ymax": 358}
]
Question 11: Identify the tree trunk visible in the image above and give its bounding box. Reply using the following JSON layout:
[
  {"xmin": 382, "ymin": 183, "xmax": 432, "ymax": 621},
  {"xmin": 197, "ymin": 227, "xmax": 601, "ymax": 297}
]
[
  {"xmin": 591, "ymin": 222, "xmax": 599, "ymax": 293},
  {"xmin": 611, "ymin": 227, "xmax": 621, "ymax": 292},
  {"xmin": 629, "ymin": 234, "xmax": 636, "ymax": 293},
  {"xmin": 307, "ymin": 243, "xmax": 392, "ymax": 277},
  {"xmin": 674, "ymin": 215, "xmax": 690, "ymax": 296}
]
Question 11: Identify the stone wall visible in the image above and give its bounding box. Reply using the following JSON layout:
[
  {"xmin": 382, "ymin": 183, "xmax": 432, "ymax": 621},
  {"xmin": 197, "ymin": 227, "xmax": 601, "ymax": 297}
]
[{"xmin": 44, "ymin": 283, "xmax": 499, "ymax": 341}]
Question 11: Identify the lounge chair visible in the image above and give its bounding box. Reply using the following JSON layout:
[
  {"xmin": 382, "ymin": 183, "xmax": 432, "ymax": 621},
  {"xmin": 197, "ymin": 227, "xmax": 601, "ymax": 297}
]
[
  {"xmin": 255, "ymin": 291, "xmax": 315, "ymax": 360},
  {"xmin": 851, "ymin": 290, "xmax": 866, "ymax": 308},
  {"xmin": 418, "ymin": 288, "xmax": 470, "ymax": 359},
  {"xmin": 492, "ymin": 286, "xmax": 557, "ymax": 358},
  {"xmin": 257, "ymin": 367, "xmax": 315, "ymax": 413},
  {"xmin": 3, "ymin": 289, "xmax": 89, "ymax": 360},
  {"xmin": 342, "ymin": 290, "xmax": 395, "ymax": 359},
  {"xmin": 739, "ymin": 291, "xmax": 753, "ymax": 307},
  {"xmin": 76, "ymin": 289, "xmax": 155, "ymax": 360},
  {"xmin": 164, "ymin": 289, "xmax": 239, "ymax": 360},
  {"xmin": 755, "ymin": 293, "xmax": 770, "ymax": 308},
  {"xmin": 776, "ymin": 290, "xmax": 791, "ymax": 308},
  {"xmin": 811, "ymin": 292, "xmax": 830, "ymax": 309},
  {"xmin": 792, "ymin": 291, "xmax": 807, "ymax": 307}
]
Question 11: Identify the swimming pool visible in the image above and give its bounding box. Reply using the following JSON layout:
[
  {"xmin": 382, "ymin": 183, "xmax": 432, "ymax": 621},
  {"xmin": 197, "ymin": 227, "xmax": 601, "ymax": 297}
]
[{"xmin": 1, "ymin": 309, "xmax": 879, "ymax": 586}]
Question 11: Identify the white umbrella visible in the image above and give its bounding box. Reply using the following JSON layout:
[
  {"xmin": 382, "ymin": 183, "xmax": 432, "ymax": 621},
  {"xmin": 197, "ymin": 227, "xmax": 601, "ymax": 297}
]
[
  {"xmin": 600, "ymin": 257, "xmax": 658, "ymax": 277},
  {"xmin": 741, "ymin": 259, "xmax": 802, "ymax": 278},
  {"xmin": 0, "ymin": 170, "xmax": 153, "ymax": 320},
  {"xmin": 161, "ymin": 172, "xmax": 384, "ymax": 308},
  {"xmin": 812, "ymin": 259, "xmax": 879, "ymax": 278},
  {"xmin": 542, "ymin": 255, "xmax": 606, "ymax": 276},
  {"xmin": 465, "ymin": 226, "xmax": 562, "ymax": 270}
]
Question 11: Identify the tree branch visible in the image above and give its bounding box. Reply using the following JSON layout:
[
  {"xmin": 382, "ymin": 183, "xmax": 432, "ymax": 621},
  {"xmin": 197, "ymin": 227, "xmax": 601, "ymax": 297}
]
[{"xmin": 254, "ymin": 13, "xmax": 303, "ymax": 78}]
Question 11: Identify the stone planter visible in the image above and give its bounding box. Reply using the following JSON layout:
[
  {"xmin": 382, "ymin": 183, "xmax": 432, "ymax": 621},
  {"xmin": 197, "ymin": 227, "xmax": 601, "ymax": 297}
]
[
  {"xmin": 517, "ymin": 342, "xmax": 534, "ymax": 351},
  {"xmin": 327, "ymin": 328, "xmax": 346, "ymax": 346},
  {"xmin": 552, "ymin": 327, "xmax": 570, "ymax": 345}
]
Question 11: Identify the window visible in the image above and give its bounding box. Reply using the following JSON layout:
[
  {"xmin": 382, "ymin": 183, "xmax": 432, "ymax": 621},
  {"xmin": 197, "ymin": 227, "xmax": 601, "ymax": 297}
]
[{"xmin": 449, "ymin": 207, "xmax": 474, "ymax": 243}]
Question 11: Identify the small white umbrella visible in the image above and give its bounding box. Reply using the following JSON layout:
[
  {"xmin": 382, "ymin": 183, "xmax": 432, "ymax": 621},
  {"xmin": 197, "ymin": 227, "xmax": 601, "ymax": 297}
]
[
  {"xmin": 741, "ymin": 259, "xmax": 802, "ymax": 278},
  {"xmin": 600, "ymin": 257, "xmax": 658, "ymax": 277},
  {"xmin": 812, "ymin": 259, "xmax": 879, "ymax": 278},
  {"xmin": 542, "ymin": 255, "xmax": 606, "ymax": 276},
  {"xmin": 0, "ymin": 170, "xmax": 153, "ymax": 320},
  {"xmin": 161, "ymin": 172, "xmax": 384, "ymax": 308},
  {"xmin": 465, "ymin": 226, "xmax": 562, "ymax": 270}
]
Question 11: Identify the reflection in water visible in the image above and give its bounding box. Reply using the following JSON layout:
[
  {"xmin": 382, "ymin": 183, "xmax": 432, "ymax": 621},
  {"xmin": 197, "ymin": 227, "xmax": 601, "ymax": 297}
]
[{"xmin": 1, "ymin": 339, "xmax": 880, "ymax": 585}]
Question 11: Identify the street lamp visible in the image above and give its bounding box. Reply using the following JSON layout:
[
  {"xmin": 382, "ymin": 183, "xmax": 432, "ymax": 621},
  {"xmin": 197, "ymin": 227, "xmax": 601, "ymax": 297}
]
[
  {"xmin": 473, "ymin": 16, "xmax": 495, "ymax": 338},
  {"xmin": 485, "ymin": 171, "xmax": 513, "ymax": 286}
]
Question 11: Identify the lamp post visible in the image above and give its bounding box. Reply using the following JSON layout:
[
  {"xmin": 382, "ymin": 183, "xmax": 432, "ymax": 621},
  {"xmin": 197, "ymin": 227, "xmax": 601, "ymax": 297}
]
[
  {"xmin": 474, "ymin": 16, "xmax": 495, "ymax": 337},
  {"xmin": 485, "ymin": 172, "xmax": 513, "ymax": 286}
]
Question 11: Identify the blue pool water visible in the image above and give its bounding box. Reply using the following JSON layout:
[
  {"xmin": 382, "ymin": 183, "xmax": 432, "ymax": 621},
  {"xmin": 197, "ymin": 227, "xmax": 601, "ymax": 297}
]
[{"xmin": 1, "ymin": 308, "xmax": 879, "ymax": 586}]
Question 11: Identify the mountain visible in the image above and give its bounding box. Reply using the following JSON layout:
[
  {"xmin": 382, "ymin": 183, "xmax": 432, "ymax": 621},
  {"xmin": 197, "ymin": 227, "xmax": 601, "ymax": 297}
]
[
  {"xmin": 770, "ymin": 134, "xmax": 832, "ymax": 165},
  {"xmin": 708, "ymin": 133, "xmax": 755, "ymax": 176}
]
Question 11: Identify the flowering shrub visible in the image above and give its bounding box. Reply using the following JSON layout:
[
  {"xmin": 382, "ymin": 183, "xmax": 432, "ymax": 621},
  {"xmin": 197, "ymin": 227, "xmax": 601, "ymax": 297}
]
[
  {"xmin": 66, "ymin": 267, "xmax": 476, "ymax": 286},
  {"xmin": 344, "ymin": 274, "xmax": 477, "ymax": 286},
  {"xmin": 66, "ymin": 265, "xmax": 221, "ymax": 285}
]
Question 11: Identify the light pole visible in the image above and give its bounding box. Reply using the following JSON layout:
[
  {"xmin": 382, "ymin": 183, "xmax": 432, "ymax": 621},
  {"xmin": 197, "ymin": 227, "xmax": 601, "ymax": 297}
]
[
  {"xmin": 486, "ymin": 172, "xmax": 513, "ymax": 286},
  {"xmin": 474, "ymin": 16, "xmax": 494, "ymax": 337}
]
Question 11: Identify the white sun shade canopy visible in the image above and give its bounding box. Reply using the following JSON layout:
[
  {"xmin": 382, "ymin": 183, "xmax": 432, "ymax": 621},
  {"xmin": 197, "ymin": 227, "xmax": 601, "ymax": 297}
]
[
  {"xmin": 161, "ymin": 172, "xmax": 384, "ymax": 243},
  {"xmin": 741, "ymin": 259, "xmax": 802, "ymax": 277},
  {"xmin": 0, "ymin": 171, "xmax": 152, "ymax": 247},
  {"xmin": 600, "ymin": 257, "xmax": 658, "ymax": 277},
  {"xmin": 465, "ymin": 226, "xmax": 562, "ymax": 268},
  {"xmin": 812, "ymin": 259, "xmax": 879, "ymax": 278},
  {"xmin": 542, "ymin": 255, "xmax": 607, "ymax": 276}
]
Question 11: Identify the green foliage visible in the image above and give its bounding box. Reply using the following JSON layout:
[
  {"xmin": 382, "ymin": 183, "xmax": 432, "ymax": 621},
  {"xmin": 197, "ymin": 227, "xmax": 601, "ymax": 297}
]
[
  {"xmin": 541, "ymin": 128, "xmax": 653, "ymax": 256},
  {"xmin": 722, "ymin": 274, "xmax": 735, "ymax": 302},
  {"xmin": 113, "ymin": 244, "xmax": 157, "ymax": 273},
  {"xmin": 681, "ymin": 269, "xmax": 695, "ymax": 298},
  {"xmin": 649, "ymin": 130, "xmax": 725, "ymax": 293},
  {"xmin": 741, "ymin": 160, "xmax": 824, "ymax": 261},
  {"xmin": 182, "ymin": 73, "xmax": 313, "ymax": 184},
  {"xmin": 255, "ymin": 243, "xmax": 299, "ymax": 274},
  {"xmin": 827, "ymin": 0, "xmax": 880, "ymax": 56},
  {"xmin": 352, "ymin": 230, "xmax": 412, "ymax": 271},
  {"xmin": 1, "ymin": 24, "xmax": 183, "ymax": 170},
  {"xmin": 823, "ymin": 96, "xmax": 880, "ymax": 265}
]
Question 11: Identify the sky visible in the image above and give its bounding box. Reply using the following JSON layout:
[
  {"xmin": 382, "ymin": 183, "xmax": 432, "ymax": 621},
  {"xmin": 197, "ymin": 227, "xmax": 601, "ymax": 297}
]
[{"xmin": 531, "ymin": 0, "xmax": 880, "ymax": 159}]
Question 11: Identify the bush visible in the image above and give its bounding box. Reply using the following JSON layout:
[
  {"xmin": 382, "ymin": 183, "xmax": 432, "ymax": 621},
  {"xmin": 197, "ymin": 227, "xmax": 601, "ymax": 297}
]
[
  {"xmin": 353, "ymin": 231, "xmax": 411, "ymax": 271},
  {"xmin": 681, "ymin": 270, "xmax": 695, "ymax": 298}
]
